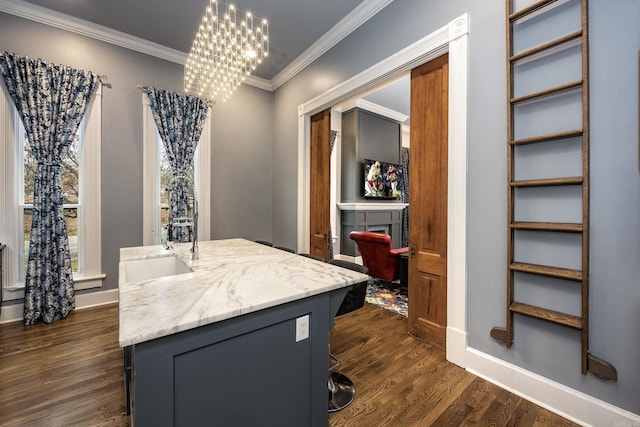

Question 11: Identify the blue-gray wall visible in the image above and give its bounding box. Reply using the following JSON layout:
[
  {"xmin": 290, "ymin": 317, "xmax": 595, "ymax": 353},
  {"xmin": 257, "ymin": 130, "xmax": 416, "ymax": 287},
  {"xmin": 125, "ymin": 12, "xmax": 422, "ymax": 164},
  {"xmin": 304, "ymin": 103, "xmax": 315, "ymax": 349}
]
[
  {"xmin": 1, "ymin": 0, "xmax": 638, "ymax": 416},
  {"xmin": 0, "ymin": 12, "xmax": 274, "ymax": 296},
  {"xmin": 272, "ymin": 0, "xmax": 639, "ymax": 414}
]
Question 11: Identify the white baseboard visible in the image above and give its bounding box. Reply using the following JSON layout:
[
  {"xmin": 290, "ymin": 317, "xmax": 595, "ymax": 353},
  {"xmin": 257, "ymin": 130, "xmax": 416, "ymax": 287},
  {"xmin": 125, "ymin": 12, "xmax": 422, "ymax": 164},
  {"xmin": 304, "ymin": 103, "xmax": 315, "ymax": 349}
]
[
  {"xmin": 446, "ymin": 326, "xmax": 467, "ymax": 367},
  {"xmin": 0, "ymin": 288, "xmax": 118, "ymax": 324},
  {"xmin": 466, "ymin": 347, "xmax": 640, "ymax": 427}
]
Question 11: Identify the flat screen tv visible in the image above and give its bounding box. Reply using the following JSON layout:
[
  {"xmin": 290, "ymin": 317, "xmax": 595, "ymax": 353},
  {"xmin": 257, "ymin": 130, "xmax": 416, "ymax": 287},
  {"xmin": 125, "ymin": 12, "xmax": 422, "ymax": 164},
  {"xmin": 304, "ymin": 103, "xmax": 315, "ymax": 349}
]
[{"xmin": 363, "ymin": 158, "xmax": 404, "ymax": 199}]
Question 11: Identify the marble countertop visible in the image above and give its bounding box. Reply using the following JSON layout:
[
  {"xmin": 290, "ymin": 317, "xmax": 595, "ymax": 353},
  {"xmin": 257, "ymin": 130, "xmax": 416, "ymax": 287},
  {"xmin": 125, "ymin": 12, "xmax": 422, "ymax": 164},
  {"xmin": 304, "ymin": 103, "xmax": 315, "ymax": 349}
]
[{"xmin": 118, "ymin": 239, "xmax": 369, "ymax": 347}]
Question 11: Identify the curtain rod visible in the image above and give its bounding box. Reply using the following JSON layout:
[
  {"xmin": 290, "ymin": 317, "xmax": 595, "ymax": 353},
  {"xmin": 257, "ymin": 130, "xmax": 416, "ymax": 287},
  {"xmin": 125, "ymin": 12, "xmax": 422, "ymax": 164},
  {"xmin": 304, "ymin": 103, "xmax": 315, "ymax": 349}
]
[{"xmin": 97, "ymin": 74, "xmax": 111, "ymax": 88}]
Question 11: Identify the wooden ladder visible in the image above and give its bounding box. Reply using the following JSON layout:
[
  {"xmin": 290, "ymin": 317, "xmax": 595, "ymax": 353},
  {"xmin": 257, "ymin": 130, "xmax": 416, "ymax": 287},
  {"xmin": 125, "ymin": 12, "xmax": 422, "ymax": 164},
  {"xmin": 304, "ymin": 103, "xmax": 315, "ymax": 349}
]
[{"xmin": 490, "ymin": 0, "xmax": 616, "ymax": 380}]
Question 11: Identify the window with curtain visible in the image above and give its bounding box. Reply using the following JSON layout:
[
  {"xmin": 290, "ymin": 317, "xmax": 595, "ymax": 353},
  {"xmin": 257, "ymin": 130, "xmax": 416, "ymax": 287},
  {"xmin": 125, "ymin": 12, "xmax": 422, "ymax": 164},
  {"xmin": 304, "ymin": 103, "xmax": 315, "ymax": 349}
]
[
  {"xmin": 142, "ymin": 94, "xmax": 211, "ymax": 246},
  {"xmin": 0, "ymin": 85, "xmax": 104, "ymax": 300},
  {"xmin": 158, "ymin": 136, "xmax": 199, "ymax": 242},
  {"xmin": 19, "ymin": 117, "xmax": 80, "ymax": 275}
]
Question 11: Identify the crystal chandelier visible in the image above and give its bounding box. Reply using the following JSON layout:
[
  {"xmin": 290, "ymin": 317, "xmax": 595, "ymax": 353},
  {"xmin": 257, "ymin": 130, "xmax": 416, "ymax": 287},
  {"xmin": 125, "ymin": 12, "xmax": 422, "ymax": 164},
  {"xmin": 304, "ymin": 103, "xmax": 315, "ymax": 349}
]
[{"xmin": 185, "ymin": 0, "xmax": 269, "ymax": 101}]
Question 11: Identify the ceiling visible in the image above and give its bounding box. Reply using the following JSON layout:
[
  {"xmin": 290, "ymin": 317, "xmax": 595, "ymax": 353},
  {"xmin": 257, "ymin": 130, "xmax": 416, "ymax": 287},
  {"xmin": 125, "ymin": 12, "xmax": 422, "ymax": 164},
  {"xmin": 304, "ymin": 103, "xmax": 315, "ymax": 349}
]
[
  {"xmin": 11, "ymin": 0, "xmax": 409, "ymax": 119},
  {"xmin": 18, "ymin": 0, "xmax": 365, "ymax": 81}
]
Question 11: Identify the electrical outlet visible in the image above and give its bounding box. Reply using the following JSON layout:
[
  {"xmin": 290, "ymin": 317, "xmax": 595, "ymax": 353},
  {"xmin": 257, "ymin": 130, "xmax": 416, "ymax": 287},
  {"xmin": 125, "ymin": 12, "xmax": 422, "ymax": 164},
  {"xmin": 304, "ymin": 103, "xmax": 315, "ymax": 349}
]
[{"xmin": 296, "ymin": 315, "xmax": 309, "ymax": 342}]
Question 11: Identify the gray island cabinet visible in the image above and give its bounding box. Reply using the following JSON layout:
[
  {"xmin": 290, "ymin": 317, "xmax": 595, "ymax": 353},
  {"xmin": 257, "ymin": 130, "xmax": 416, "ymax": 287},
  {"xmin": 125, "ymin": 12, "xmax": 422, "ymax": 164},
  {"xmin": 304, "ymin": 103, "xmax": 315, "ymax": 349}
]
[{"xmin": 119, "ymin": 239, "xmax": 368, "ymax": 427}]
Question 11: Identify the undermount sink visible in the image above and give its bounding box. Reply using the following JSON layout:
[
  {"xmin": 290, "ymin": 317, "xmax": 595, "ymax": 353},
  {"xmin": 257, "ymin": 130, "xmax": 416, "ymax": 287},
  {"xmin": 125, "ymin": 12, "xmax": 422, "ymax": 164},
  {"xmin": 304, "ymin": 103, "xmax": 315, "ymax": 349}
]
[{"xmin": 121, "ymin": 256, "xmax": 192, "ymax": 282}]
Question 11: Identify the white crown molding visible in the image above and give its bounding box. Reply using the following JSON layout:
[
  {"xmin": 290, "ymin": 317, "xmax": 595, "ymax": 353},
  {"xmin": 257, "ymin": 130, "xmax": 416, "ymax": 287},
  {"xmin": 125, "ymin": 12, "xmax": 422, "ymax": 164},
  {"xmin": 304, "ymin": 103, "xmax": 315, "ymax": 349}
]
[
  {"xmin": 0, "ymin": 0, "xmax": 390, "ymax": 93},
  {"xmin": 244, "ymin": 75, "xmax": 274, "ymax": 92},
  {"xmin": 298, "ymin": 23, "xmax": 449, "ymax": 117},
  {"xmin": 0, "ymin": 0, "xmax": 187, "ymax": 64},
  {"xmin": 340, "ymin": 98, "xmax": 409, "ymax": 123},
  {"xmin": 270, "ymin": 0, "xmax": 394, "ymax": 90}
]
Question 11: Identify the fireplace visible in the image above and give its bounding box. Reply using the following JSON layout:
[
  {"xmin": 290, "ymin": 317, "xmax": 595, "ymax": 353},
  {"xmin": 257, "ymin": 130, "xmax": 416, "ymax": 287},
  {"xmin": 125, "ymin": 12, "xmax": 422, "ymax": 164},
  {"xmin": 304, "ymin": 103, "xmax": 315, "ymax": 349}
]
[
  {"xmin": 337, "ymin": 203, "xmax": 407, "ymax": 257},
  {"xmin": 367, "ymin": 224, "xmax": 390, "ymax": 235}
]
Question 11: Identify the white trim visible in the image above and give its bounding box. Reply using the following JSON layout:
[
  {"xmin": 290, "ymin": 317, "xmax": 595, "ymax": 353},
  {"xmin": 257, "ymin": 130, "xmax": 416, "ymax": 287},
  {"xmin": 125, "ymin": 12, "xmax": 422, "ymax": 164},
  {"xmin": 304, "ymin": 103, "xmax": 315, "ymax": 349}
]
[
  {"xmin": 244, "ymin": 75, "xmax": 273, "ymax": 92},
  {"xmin": 337, "ymin": 202, "xmax": 408, "ymax": 211},
  {"xmin": 297, "ymin": 25, "xmax": 450, "ymax": 117},
  {"xmin": 0, "ymin": 81, "xmax": 18, "ymax": 302},
  {"xmin": 338, "ymin": 98, "xmax": 409, "ymax": 123},
  {"xmin": 445, "ymin": 14, "xmax": 470, "ymax": 367},
  {"xmin": 197, "ymin": 108, "xmax": 212, "ymax": 241},
  {"xmin": 0, "ymin": 0, "xmax": 186, "ymax": 64},
  {"xmin": 80, "ymin": 84, "xmax": 102, "ymax": 278},
  {"xmin": 142, "ymin": 94, "xmax": 160, "ymax": 246},
  {"xmin": 0, "ymin": 287, "xmax": 118, "ymax": 324},
  {"xmin": 270, "ymin": 0, "xmax": 394, "ymax": 90},
  {"xmin": 142, "ymin": 94, "xmax": 212, "ymax": 246},
  {"xmin": 0, "ymin": 0, "xmax": 389, "ymax": 92},
  {"xmin": 297, "ymin": 13, "xmax": 470, "ymax": 368},
  {"xmin": 466, "ymin": 347, "xmax": 640, "ymax": 426}
]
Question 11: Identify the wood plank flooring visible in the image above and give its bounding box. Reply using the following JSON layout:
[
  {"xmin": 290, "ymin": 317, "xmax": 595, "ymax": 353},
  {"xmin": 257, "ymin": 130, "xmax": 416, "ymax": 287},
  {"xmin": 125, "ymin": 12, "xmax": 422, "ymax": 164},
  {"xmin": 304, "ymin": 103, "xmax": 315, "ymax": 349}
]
[
  {"xmin": 329, "ymin": 304, "xmax": 578, "ymax": 426},
  {"xmin": 0, "ymin": 304, "xmax": 128, "ymax": 427},
  {"xmin": 0, "ymin": 302, "xmax": 578, "ymax": 426}
]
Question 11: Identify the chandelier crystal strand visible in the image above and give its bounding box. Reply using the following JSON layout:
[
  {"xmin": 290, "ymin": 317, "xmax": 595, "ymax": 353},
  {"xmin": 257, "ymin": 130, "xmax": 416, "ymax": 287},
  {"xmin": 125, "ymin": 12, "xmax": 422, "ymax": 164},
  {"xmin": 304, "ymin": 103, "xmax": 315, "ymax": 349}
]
[{"xmin": 185, "ymin": 0, "xmax": 269, "ymax": 101}]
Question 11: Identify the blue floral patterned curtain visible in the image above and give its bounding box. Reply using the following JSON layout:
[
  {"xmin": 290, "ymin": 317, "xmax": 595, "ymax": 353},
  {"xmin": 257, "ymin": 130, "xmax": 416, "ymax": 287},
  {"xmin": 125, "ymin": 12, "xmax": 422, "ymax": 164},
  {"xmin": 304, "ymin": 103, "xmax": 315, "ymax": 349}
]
[
  {"xmin": 401, "ymin": 147, "xmax": 410, "ymax": 247},
  {"xmin": 0, "ymin": 52, "xmax": 99, "ymax": 325},
  {"xmin": 144, "ymin": 87, "xmax": 209, "ymax": 243}
]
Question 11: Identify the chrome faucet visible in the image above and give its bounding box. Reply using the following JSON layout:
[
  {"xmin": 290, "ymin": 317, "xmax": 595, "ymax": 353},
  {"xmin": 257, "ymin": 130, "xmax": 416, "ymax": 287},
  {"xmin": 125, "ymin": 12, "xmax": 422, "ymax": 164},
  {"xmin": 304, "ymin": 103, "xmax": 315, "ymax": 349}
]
[{"xmin": 165, "ymin": 174, "xmax": 198, "ymax": 260}]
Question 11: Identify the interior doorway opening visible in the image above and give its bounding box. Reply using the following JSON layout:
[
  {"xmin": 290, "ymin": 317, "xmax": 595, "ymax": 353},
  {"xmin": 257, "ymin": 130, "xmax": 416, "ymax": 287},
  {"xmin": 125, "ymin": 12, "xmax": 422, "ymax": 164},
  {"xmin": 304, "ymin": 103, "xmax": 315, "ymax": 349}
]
[{"xmin": 297, "ymin": 13, "xmax": 470, "ymax": 367}]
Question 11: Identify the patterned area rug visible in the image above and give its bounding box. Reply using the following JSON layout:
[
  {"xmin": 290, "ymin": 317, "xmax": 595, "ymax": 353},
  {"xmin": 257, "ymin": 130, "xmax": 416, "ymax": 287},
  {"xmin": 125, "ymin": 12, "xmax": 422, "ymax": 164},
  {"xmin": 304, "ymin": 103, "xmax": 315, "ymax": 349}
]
[{"xmin": 365, "ymin": 279, "xmax": 408, "ymax": 317}]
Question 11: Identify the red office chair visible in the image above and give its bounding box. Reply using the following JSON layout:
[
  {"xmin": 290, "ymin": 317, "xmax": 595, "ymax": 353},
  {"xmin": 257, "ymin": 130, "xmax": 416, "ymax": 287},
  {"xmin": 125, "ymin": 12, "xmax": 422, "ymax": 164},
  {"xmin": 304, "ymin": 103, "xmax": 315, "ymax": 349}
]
[{"xmin": 349, "ymin": 231, "xmax": 408, "ymax": 281}]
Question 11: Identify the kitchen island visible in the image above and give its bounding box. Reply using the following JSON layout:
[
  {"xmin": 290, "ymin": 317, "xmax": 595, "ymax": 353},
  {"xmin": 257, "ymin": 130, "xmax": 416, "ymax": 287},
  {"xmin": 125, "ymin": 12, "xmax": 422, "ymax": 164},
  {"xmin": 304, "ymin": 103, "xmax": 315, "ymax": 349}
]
[{"xmin": 119, "ymin": 239, "xmax": 369, "ymax": 427}]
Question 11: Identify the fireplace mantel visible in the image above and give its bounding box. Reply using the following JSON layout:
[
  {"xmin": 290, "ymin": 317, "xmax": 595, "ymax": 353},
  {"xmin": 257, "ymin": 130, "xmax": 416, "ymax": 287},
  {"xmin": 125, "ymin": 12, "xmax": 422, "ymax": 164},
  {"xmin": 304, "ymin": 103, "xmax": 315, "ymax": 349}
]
[
  {"xmin": 338, "ymin": 203, "xmax": 407, "ymax": 256},
  {"xmin": 337, "ymin": 202, "xmax": 408, "ymax": 212}
]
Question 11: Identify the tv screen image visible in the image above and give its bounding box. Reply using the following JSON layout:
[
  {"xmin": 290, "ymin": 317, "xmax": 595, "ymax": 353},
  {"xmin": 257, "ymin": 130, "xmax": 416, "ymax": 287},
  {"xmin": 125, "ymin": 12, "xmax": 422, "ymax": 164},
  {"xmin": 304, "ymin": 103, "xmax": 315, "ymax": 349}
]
[{"xmin": 363, "ymin": 158, "xmax": 404, "ymax": 199}]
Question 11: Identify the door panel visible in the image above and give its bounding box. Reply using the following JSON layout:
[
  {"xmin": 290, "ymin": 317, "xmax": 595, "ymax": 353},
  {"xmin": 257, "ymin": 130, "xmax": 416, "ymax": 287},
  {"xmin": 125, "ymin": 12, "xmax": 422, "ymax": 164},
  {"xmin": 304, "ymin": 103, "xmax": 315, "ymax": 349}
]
[
  {"xmin": 309, "ymin": 110, "xmax": 332, "ymax": 260},
  {"xmin": 408, "ymin": 54, "xmax": 449, "ymax": 348}
]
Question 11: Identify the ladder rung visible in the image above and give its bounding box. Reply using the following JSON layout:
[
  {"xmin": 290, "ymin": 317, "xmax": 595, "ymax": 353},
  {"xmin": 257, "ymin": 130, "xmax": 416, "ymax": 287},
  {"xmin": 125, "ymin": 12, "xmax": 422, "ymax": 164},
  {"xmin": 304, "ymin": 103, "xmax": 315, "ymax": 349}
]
[
  {"xmin": 510, "ymin": 30, "xmax": 582, "ymax": 63},
  {"xmin": 509, "ymin": 0, "xmax": 559, "ymax": 22},
  {"xmin": 511, "ymin": 262, "xmax": 582, "ymax": 281},
  {"xmin": 511, "ymin": 80, "xmax": 582, "ymax": 104},
  {"xmin": 511, "ymin": 129, "xmax": 583, "ymax": 146},
  {"xmin": 511, "ymin": 222, "xmax": 583, "ymax": 232},
  {"xmin": 510, "ymin": 302, "xmax": 583, "ymax": 329},
  {"xmin": 511, "ymin": 176, "xmax": 583, "ymax": 187}
]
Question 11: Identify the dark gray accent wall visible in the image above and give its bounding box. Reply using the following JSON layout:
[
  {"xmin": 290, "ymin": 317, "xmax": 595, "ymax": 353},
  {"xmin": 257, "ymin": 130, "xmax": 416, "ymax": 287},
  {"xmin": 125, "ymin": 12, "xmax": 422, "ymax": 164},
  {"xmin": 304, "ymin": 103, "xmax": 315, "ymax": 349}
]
[
  {"xmin": 272, "ymin": 0, "xmax": 640, "ymax": 414},
  {"xmin": 0, "ymin": 12, "xmax": 274, "ymax": 296},
  {"xmin": 341, "ymin": 108, "xmax": 401, "ymax": 202}
]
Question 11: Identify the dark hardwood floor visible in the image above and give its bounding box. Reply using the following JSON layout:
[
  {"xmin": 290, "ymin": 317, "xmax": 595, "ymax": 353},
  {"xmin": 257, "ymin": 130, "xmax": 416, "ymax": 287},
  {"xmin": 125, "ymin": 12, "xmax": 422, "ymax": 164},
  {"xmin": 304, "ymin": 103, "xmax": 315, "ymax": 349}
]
[
  {"xmin": 0, "ymin": 302, "xmax": 577, "ymax": 426},
  {"xmin": 329, "ymin": 304, "xmax": 577, "ymax": 426},
  {"xmin": 0, "ymin": 303, "xmax": 128, "ymax": 427}
]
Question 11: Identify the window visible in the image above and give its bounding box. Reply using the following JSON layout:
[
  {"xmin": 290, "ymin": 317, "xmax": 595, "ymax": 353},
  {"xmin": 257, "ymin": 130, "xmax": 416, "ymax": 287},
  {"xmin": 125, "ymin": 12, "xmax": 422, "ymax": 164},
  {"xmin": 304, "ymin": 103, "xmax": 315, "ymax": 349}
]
[
  {"xmin": 142, "ymin": 94, "xmax": 211, "ymax": 245},
  {"xmin": 158, "ymin": 139, "xmax": 199, "ymax": 241},
  {"xmin": 19, "ymin": 119, "xmax": 81, "ymax": 274},
  {"xmin": 0, "ymin": 84, "xmax": 104, "ymax": 301}
]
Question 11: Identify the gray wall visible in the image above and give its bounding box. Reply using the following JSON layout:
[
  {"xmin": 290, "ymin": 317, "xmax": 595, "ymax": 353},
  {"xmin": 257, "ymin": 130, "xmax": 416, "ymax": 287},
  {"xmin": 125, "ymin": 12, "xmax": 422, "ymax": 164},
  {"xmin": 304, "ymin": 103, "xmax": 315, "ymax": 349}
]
[
  {"xmin": 1, "ymin": 0, "xmax": 638, "ymax": 415},
  {"xmin": 341, "ymin": 108, "xmax": 401, "ymax": 203},
  {"xmin": 272, "ymin": 0, "xmax": 640, "ymax": 414},
  {"xmin": 0, "ymin": 12, "xmax": 274, "ymax": 295}
]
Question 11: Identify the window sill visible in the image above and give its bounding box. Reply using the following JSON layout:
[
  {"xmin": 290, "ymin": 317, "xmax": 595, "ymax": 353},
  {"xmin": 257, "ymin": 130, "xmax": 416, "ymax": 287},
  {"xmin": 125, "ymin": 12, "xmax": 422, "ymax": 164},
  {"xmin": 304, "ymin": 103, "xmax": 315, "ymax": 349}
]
[{"xmin": 2, "ymin": 273, "xmax": 106, "ymax": 300}]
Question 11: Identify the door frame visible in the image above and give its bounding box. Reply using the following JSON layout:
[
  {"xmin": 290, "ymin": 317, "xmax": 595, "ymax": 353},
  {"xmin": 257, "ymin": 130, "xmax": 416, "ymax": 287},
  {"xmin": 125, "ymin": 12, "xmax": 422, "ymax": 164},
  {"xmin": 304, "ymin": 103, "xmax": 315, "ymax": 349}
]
[{"xmin": 296, "ymin": 13, "xmax": 469, "ymax": 367}]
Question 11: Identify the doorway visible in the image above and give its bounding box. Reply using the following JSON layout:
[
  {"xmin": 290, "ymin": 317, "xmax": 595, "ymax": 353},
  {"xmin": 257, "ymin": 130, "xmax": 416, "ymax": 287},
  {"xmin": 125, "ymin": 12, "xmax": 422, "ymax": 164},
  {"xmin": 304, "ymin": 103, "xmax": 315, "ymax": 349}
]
[{"xmin": 297, "ymin": 13, "xmax": 469, "ymax": 367}]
